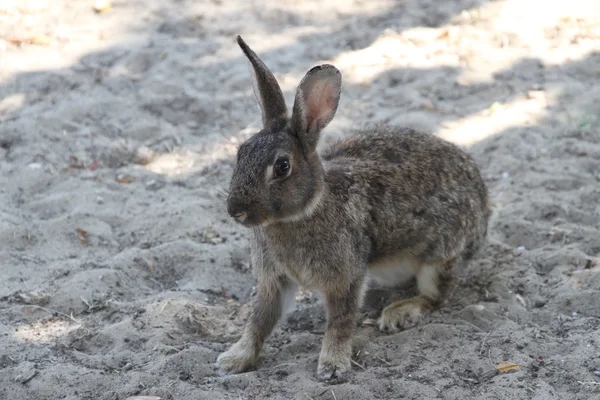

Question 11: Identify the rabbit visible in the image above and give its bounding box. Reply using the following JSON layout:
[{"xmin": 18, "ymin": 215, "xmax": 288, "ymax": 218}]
[{"xmin": 216, "ymin": 35, "xmax": 490, "ymax": 382}]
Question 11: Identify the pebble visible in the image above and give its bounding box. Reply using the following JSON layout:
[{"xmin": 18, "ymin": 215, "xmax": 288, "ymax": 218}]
[
  {"xmin": 145, "ymin": 179, "xmax": 165, "ymax": 191},
  {"xmin": 533, "ymin": 297, "xmax": 547, "ymax": 308},
  {"xmin": 594, "ymin": 370, "xmax": 600, "ymax": 376},
  {"xmin": 502, "ymin": 171, "xmax": 510, "ymax": 178},
  {"xmin": 231, "ymin": 247, "xmax": 248, "ymax": 263},
  {"xmin": 96, "ymin": 196, "xmax": 104, "ymax": 204},
  {"xmin": 572, "ymin": 312, "xmax": 578, "ymax": 317}
]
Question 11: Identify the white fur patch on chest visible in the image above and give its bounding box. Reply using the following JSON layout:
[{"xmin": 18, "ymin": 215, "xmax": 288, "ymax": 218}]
[
  {"xmin": 284, "ymin": 259, "xmax": 319, "ymax": 289},
  {"xmin": 367, "ymin": 254, "xmax": 419, "ymax": 287}
]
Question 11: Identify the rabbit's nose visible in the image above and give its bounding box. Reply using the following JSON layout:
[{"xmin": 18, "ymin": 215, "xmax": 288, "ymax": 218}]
[{"xmin": 227, "ymin": 200, "xmax": 249, "ymax": 221}]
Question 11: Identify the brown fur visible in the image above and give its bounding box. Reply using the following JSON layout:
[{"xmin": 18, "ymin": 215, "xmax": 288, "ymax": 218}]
[{"xmin": 217, "ymin": 36, "xmax": 490, "ymax": 382}]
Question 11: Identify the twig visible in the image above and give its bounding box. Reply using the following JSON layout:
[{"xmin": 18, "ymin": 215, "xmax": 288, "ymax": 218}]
[
  {"xmin": 577, "ymin": 381, "xmax": 600, "ymax": 386},
  {"xmin": 159, "ymin": 299, "xmax": 171, "ymax": 315},
  {"xmin": 479, "ymin": 331, "xmax": 493, "ymax": 355},
  {"xmin": 271, "ymin": 362, "xmax": 298, "ymax": 369},
  {"xmin": 80, "ymin": 296, "xmax": 91, "ymax": 310},
  {"xmin": 331, "ymin": 390, "xmax": 337, "ymax": 400},
  {"xmin": 164, "ymin": 344, "xmax": 182, "ymax": 353},
  {"xmin": 12, "ymin": 253, "xmax": 41, "ymax": 264},
  {"xmin": 27, "ymin": 305, "xmax": 80, "ymax": 323},
  {"xmin": 351, "ymin": 359, "xmax": 367, "ymax": 371},
  {"xmin": 456, "ymin": 319, "xmax": 484, "ymax": 332},
  {"xmin": 19, "ymin": 370, "xmax": 38, "ymax": 384},
  {"xmin": 149, "ymin": 278, "xmax": 164, "ymax": 291},
  {"xmin": 419, "ymin": 355, "xmax": 439, "ymax": 365},
  {"xmin": 376, "ymin": 356, "xmax": 391, "ymax": 366}
]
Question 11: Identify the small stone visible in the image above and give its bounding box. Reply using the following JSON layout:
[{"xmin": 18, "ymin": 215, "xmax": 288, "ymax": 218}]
[
  {"xmin": 502, "ymin": 171, "xmax": 510, "ymax": 178},
  {"xmin": 572, "ymin": 312, "xmax": 578, "ymax": 317},
  {"xmin": 421, "ymin": 100, "xmax": 436, "ymax": 111},
  {"xmin": 517, "ymin": 246, "xmax": 526, "ymax": 251},
  {"xmin": 145, "ymin": 179, "xmax": 164, "ymax": 191},
  {"xmin": 533, "ymin": 297, "xmax": 547, "ymax": 308},
  {"xmin": 594, "ymin": 370, "xmax": 600, "ymax": 376},
  {"xmin": 231, "ymin": 247, "xmax": 248, "ymax": 263},
  {"xmin": 96, "ymin": 196, "xmax": 104, "ymax": 204}
]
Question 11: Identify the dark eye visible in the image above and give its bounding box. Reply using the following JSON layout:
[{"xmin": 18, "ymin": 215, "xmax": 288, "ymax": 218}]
[{"xmin": 273, "ymin": 156, "xmax": 290, "ymax": 178}]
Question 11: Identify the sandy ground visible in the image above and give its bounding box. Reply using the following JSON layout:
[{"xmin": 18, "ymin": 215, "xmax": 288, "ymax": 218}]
[{"xmin": 1, "ymin": 0, "xmax": 600, "ymax": 399}]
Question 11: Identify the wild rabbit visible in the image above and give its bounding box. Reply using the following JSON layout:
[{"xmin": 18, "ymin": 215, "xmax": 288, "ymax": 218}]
[{"xmin": 217, "ymin": 35, "xmax": 490, "ymax": 382}]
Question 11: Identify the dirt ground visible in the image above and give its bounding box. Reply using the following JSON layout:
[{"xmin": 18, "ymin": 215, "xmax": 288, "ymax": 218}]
[{"xmin": 1, "ymin": 0, "xmax": 600, "ymax": 399}]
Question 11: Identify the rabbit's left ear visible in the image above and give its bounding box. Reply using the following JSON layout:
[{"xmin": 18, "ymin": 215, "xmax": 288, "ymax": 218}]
[
  {"xmin": 237, "ymin": 35, "xmax": 288, "ymax": 131},
  {"xmin": 291, "ymin": 64, "xmax": 342, "ymax": 152}
]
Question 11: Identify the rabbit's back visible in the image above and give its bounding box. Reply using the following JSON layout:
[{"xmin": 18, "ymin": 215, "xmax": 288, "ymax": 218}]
[{"xmin": 321, "ymin": 126, "xmax": 490, "ymax": 264}]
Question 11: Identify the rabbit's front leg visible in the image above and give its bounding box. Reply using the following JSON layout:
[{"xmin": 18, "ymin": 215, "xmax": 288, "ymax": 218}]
[
  {"xmin": 317, "ymin": 278, "xmax": 365, "ymax": 383},
  {"xmin": 217, "ymin": 276, "xmax": 294, "ymax": 375}
]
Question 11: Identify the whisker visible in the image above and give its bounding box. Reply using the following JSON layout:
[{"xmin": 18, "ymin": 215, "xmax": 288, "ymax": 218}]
[
  {"xmin": 218, "ymin": 212, "xmax": 239, "ymax": 229},
  {"xmin": 218, "ymin": 130, "xmax": 240, "ymax": 150},
  {"xmin": 214, "ymin": 189, "xmax": 229, "ymax": 199}
]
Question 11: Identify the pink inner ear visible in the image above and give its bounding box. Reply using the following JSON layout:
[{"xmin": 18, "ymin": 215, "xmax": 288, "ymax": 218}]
[{"xmin": 305, "ymin": 81, "xmax": 335, "ymax": 131}]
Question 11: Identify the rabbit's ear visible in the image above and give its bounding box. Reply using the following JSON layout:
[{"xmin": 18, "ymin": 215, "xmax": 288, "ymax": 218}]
[
  {"xmin": 237, "ymin": 35, "xmax": 287, "ymax": 130},
  {"xmin": 291, "ymin": 65, "xmax": 342, "ymax": 152}
]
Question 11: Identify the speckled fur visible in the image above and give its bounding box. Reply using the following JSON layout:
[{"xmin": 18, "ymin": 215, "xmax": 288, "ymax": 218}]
[{"xmin": 217, "ymin": 36, "xmax": 490, "ymax": 382}]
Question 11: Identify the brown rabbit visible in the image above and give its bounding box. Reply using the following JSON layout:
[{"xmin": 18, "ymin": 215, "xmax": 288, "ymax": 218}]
[{"xmin": 217, "ymin": 35, "xmax": 490, "ymax": 382}]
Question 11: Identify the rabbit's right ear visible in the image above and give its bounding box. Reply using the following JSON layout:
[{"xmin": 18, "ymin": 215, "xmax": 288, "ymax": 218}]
[
  {"xmin": 291, "ymin": 65, "xmax": 342, "ymax": 153},
  {"xmin": 237, "ymin": 35, "xmax": 288, "ymax": 131}
]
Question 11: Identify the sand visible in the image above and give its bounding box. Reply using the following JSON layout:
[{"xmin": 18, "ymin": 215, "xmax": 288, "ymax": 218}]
[{"xmin": 1, "ymin": 0, "xmax": 600, "ymax": 399}]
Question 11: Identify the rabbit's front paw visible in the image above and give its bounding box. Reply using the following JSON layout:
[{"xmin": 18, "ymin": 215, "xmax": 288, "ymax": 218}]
[
  {"xmin": 378, "ymin": 296, "xmax": 431, "ymax": 333},
  {"xmin": 216, "ymin": 341, "xmax": 257, "ymax": 376},
  {"xmin": 317, "ymin": 357, "xmax": 350, "ymax": 383}
]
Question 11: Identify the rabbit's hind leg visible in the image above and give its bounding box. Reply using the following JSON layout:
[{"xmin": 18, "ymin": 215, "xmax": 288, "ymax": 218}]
[{"xmin": 377, "ymin": 260, "xmax": 452, "ymax": 333}]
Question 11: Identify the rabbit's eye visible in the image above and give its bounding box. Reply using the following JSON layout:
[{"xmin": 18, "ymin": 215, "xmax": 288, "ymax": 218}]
[{"xmin": 273, "ymin": 156, "xmax": 290, "ymax": 178}]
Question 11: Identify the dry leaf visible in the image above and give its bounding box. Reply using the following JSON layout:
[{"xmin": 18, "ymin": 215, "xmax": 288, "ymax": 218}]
[
  {"xmin": 94, "ymin": 0, "xmax": 112, "ymax": 13},
  {"xmin": 199, "ymin": 226, "xmax": 223, "ymax": 244},
  {"xmin": 28, "ymin": 35, "xmax": 53, "ymax": 45},
  {"xmin": 75, "ymin": 228, "xmax": 88, "ymax": 244},
  {"xmin": 116, "ymin": 174, "xmax": 135, "ymax": 183},
  {"xmin": 438, "ymin": 29, "xmax": 450, "ymax": 39},
  {"xmin": 422, "ymin": 100, "xmax": 436, "ymax": 111},
  {"xmin": 7, "ymin": 35, "xmax": 53, "ymax": 46},
  {"xmin": 496, "ymin": 361, "xmax": 520, "ymax": 374}
]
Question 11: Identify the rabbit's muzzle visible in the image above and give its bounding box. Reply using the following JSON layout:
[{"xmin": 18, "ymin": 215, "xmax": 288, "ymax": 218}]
[
  {"xmin": 227, "ymin": 199, "xmax": 248, "ymax": 221},
  {"xmin": 227, "ymin": 197, "xmax": 265, "ymax": 226}
]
